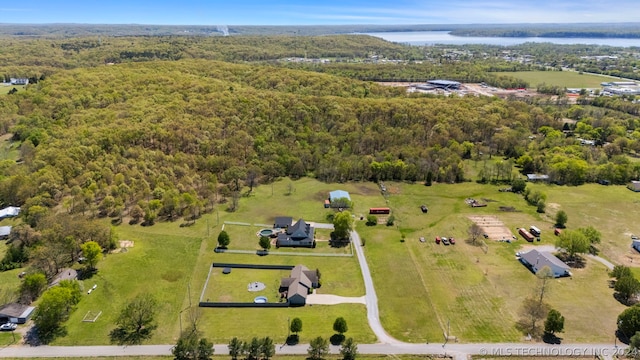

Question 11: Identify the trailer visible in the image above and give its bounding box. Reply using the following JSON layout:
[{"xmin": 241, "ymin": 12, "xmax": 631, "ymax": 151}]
[
  {"xmin": 529, "ymin": 226, "xmax": 541, "ymax": 236},
  {"xmin": 518, "ymin": 228, "xmax": 535, "ymax": 242}
]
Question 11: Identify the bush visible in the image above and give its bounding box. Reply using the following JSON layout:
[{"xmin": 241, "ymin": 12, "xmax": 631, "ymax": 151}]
[
  {"xmin": 386, "ymin": 215, "xmax": 395, "ymax": 226},
  {"xmin": 365, "ymin": 215, "xmax": 377, "ymax": 226}
]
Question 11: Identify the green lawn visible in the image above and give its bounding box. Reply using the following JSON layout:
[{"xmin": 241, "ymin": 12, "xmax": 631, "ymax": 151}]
[
  {"xmin": 0, "ymin": 85, "xmax": 25, "ymax": 95},
  {"xmin": 501, "ymin": 71, "xmax": 611, "ymax": 88},
  {"xmin": 358, "ymin": 181, "xmax": 625, "ymax": 343},
  {"xmin": 220, "ymin": 224, "xmax": 351, "ymax": 255},
  {"xmin": 13, "ymin": 177, "xmax": 635, "ymax": 345}
]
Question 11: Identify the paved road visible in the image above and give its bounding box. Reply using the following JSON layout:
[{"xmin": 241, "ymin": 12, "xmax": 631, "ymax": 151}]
[
  {"xmin": 0, "ymin": 342, "xmax": 627, "ymax": 359},
  {"xmin": 0, "ymin": 230, "xmax": 626, "ymax": 359}
]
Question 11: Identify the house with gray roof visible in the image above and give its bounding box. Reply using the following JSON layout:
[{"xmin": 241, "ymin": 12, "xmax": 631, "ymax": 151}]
[
  {"xmin": 0, "ymin": 303, "xmax": 35, "ymax": 324},
  {"xmin": 276, "ymin": 219, "xmax": 315, "ymax": 248},
  {"xmin": 279, "ymin": 265, "xmax": 320, "ymax": 306},
  {"xmin": 519, "ymin": 249, "xmax": 571, "ymax": 278}
]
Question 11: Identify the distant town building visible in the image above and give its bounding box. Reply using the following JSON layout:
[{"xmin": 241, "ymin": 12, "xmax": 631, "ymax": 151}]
[{"xmin": 9, "ymin": 78, "xmax": 28, "ymax": 85}]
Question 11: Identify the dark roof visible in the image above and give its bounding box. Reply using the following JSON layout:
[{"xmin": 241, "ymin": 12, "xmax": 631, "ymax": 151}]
[
  {"xmin": 288, "ymin": 219, "xmax": 309, "ymax": 238},
  {"xmin": 274, "ymin": 216, "xmax": 293, "ymax": 228}
]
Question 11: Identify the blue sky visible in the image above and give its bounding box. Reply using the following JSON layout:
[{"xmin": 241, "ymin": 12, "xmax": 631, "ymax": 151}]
[{"xmin": 0, "ymin": 0, "xmax": 638, "ymax": 25}]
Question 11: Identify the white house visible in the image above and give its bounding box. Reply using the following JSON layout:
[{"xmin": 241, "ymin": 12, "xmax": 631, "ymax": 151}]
[{"xmin": 519, "ymin": 249, "xmax": 571, "ymax": 278}]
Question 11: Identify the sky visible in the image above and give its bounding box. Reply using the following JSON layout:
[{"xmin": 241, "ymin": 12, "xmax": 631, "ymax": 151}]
[{"xmin": 0, "ymin": 0, "xmax": 638, "ymax": 25}]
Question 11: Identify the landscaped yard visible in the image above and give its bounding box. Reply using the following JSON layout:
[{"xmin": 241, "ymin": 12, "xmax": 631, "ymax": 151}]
[
  {"xmin": 220, "ymin": 223, "xmax": 351, "ymax": 255},
  {"xmin": 501, "ymin": 71, "xmax": 611, "ymax": 89}
]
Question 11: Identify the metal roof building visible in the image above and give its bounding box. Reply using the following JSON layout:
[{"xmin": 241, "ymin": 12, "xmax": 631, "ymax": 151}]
[{"xmin": 427, "ymin": 80, "xmax": 461, "ymax": 90}]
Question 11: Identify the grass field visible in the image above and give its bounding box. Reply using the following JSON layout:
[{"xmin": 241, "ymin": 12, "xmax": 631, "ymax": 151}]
[
  {"xmin": 7, "ymin": 176, "xmax": 636, "ymax": 345},
  {"xmin": 52, "ymin": 178, "xmax": 372, "ymax": 345},
  {"xmin": 0, "ymin": 85, "xmax": 25, "ymax": 95},
  {"xmin": 500, "ymin": 71, "xmax": 612, "ymax": 88},
  {"xmin": 358, "ymin": 180, "xmax": 626, "ymax": 343}
]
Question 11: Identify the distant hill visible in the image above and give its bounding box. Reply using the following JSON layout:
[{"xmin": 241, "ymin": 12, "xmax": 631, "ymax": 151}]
[{"xmin": 1, "ymin": 23, "xmax": 640, "ymax": 38}]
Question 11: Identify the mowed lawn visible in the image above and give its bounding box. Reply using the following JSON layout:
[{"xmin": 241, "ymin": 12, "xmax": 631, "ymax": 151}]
[
  {"xmin": 501, "ymin": 71, "xmax": 610, "ymax": 88},
  {"xmin": 53, "ymin": 223, "xmax": 204, "ymax": 345},
  {"xmin": 358, "ymin": 181, "xmax": 625, "ymax": 343},
  {"xmin": 221, "ymin": 224, "xmax": 351, "ymax": 255}
]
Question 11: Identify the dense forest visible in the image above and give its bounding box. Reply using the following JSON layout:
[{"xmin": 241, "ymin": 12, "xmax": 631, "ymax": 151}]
[{"xmin": 2, "ymin": 34, "xmax": 640, "ymax": 280}]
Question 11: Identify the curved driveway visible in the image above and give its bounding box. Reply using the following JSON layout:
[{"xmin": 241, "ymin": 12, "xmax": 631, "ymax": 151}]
[{"xmin": 0, "ymin": 231, "xmax": 625, "ymax": 359}]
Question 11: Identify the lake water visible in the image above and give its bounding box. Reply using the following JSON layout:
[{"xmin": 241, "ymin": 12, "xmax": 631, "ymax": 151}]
[{"xmin": 366, "ymin": 31, "xmax": 640, "ymax": 47}]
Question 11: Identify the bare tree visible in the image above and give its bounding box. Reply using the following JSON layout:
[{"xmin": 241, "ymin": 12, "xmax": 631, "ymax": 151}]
[{"xmin": 468, "ymin": 223, "xmax": 483, "ymax": 245}]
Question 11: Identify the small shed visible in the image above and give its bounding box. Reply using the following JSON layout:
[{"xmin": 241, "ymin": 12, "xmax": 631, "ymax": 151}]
[
  {"xmin": 0, "ymin": 206, "xmax": 20, "ymax": 219},
  {"xmin": 369, "ymin": 207, "xmax": 390, "ymax": 215},
  {"xmin": 0, "ymin": 225, "xmax": 11, "ymax": 239},
  {"xmin": 329, "ymin": 190, "xmax": 351, "ymax": 202},
  {"xmin": 629, "ymin": 181, "xmax": 640, "ymax": 192},
  {"xmin": 0, "ymin": 303, "xmax": 35, "ymax": 324},
  {"xmin": 526, "ymin": 174, "xmax": 550, "ymax": 182}
]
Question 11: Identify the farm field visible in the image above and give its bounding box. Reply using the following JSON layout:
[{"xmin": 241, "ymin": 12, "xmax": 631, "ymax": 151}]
[
  {"xmin": 501, "ymin": 71, "xmax": 611, "ymax": 88},
  {"xmin": 358, "ymin": 181, "xmax": 626, "ymax": 343}
]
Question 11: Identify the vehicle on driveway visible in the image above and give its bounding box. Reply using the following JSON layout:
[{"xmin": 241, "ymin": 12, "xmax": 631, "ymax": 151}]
[
  {"xmin": 0, "ymin": 322, "xmax": 17, "ymax": 331},
  {"xmin": 435, "ymin": 236, "xmax": 441, "ymax": 244},
  {"xmin": 442, "ymin": 237, "xmax": 450, "ymax": 245}
]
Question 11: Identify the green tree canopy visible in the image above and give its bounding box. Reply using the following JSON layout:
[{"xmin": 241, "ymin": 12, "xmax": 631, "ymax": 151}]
[
  {"xmin": 109, "ymin": 293, "xmax": 158, "ymax": 345},
  {"xmin": 308, "ymin": 336, "xmax": 329, "ymax": 360},
  {"xmin": 19, "ymin": 272, "xmax": 47, "ymax": 303},
  {"xmin": 555, "ymin": 210, "xmax": 568, "ymax": 228},
  {"xmin": 217, "ymin": 230, "xmax": 230, "ymax": 248},
  {"xmin": 172, "ymin": 331, "xmax": 214, "ymax": 360},
  {"xmin": 544, "ymin": 309, "xmax": 565, "ymax": 335},
  {"xmin": 333, "ymin": 317, "xmax": 348, "ymax": 335},
  {"xmin": 80, "ymin": 240, "xmax": 103, "ymax": 270},
  {"xmin": 32, "ymin": 281, "xmax": 82, "ymax": 343},
  {"xmin": 333, "ymin": 211, "xmax": 353, "ymax": 240},
  {"xmin": 615, "ymin": 275, "xmax": 640, "ymax": 304},
  {"xmin": 259, "ymin": 236, "xmax": 271, "ymax": 251},
  {"xmin": 618, "ymin": 305, "xmax": 640, "ymax": 338},
  {"xmin": 290, "ymin": 317, "xmax": 302, "ymax": 335},
  {"xmin": 555, "ymin": 230, "xmax": 589, "ymax": 260},
  {"xmin": 340, "ymin": 337, "xmax": 358, "ymax": 360}
]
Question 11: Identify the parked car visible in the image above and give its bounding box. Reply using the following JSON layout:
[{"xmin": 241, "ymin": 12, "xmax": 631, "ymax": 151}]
[
  {"xmin": 419, "ymin": 237, "xmax": 425, "ymax": 243},
  {"xmin": 435, "ymin": 236, "xmax": 441, "ymax": 244},
  {"xmin": 449, "ymin": 237, "xmax": 456, "ymax": 245},
  {"xmin": 0, "ymin": 322, "xmax": 16, "ymax": 331},
  {"xmin": 442, "ymin": 237, "xmax": 450, "ymax": 245},
  {"xmin": 420, "ymin": 205, "xmax": 428, "ymax": 213}
]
